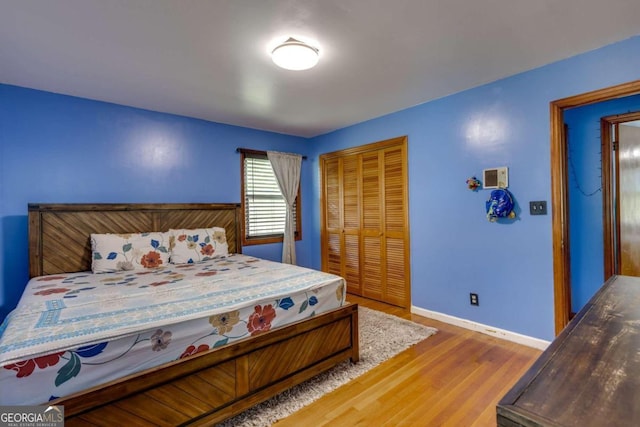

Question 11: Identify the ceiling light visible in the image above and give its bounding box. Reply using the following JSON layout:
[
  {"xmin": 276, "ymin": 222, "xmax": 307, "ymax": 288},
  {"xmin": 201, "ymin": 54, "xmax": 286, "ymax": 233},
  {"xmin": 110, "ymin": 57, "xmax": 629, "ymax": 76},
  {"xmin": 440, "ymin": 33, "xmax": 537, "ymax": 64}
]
[{"xmin": 271, "ymin": 37, "xmax": 319, "ymax": 71}]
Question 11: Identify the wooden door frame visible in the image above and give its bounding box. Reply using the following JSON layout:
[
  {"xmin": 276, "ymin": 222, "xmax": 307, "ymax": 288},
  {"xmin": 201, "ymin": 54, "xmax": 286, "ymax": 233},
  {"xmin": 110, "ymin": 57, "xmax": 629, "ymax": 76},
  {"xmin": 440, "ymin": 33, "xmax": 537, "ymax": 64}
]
[
  {"xmin": 601, "ymin": 111, "xmax": 640, "ymax": 280},
  {"xmin": 551, "ymin": 79, "xmax": 640, "ymax": 335}
]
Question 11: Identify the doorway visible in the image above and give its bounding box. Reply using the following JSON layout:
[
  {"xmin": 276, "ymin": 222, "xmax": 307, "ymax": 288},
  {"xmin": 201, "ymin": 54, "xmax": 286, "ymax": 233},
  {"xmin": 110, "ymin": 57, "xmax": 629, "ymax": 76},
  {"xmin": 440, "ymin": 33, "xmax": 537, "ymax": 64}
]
[
  {"xmin": 551, "ymin": 79, "xmax": 640, "ymax": 335},
  {"xmin": 602, "ymin": 113, "xmax": 640, "ymax": 278}
]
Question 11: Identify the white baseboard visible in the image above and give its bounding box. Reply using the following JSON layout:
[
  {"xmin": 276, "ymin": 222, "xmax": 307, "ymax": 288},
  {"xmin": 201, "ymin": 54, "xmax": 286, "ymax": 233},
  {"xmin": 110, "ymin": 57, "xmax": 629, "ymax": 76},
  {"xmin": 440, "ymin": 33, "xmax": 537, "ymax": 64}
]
[{"xmin": 411, "ymin": 306, "xmax": 550, "ymax": 351}]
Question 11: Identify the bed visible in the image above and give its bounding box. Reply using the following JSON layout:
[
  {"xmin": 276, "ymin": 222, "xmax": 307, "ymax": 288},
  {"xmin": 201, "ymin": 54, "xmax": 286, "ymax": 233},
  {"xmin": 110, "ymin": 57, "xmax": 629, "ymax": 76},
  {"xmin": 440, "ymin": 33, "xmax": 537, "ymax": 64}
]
[{"xmin": 0, "ymin": 203, "xmax": 359, "ymax": 425}]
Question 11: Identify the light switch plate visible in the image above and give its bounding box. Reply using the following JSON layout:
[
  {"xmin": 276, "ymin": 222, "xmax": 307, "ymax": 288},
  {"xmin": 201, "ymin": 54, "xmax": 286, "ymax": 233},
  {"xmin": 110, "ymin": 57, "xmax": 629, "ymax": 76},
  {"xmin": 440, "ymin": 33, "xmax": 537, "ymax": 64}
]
[{"xmin": 529, "ymin": 201, "xmax": 547, "ymax": 215}]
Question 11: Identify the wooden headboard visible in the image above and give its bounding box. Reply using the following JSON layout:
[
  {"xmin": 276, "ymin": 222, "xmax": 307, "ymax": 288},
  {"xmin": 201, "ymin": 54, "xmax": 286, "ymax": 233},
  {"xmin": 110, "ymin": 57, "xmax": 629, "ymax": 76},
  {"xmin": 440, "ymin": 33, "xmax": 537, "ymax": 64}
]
[{"xmin": 28, "ymin": 203, "xmax": 242, "ymax": 277}]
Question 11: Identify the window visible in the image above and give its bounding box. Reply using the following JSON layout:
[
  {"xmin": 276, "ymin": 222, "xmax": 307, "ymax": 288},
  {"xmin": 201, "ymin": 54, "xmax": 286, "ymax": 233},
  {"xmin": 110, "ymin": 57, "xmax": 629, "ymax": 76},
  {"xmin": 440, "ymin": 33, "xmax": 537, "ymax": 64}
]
[{"xmin": 241, "ymin": 149, "xmax": 302, "ymax": 246}]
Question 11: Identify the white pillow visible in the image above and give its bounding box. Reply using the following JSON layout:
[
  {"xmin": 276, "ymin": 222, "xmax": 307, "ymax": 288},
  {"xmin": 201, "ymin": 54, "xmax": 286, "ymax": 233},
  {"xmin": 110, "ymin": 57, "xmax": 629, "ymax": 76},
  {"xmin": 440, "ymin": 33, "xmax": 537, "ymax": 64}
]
[
  {"xmin": 169, "ymin": 227, "xmax": 229, "ymax": 264},
  {"xmin": 91, "ymin": 232, "xmax": 170, "ymax": 273}
]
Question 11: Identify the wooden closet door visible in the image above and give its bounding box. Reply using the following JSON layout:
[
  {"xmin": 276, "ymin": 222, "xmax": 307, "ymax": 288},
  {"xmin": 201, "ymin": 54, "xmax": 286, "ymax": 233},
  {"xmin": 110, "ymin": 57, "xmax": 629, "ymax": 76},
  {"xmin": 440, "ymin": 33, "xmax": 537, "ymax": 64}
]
[
  {"xmin": 323, "ymin": 158, "xmax": 342, "ymax": 277},
  {"xmin": 361, "ymin": 151, "xmax": 384, "ymax": 301},
  {"xmin": 382, "ymin": 145, "xmax": 409, "ymax": 307},
  {"xmin": 321, "ymin": 157, "xmax": 362, "ymax": 295},
  {"xmin": 342, "ymin": 155, "xmax": 362, "ymax": 295},
  {"xmin": 360, "ymin": 146, "xmax": 408, "ymax": 306},
  {"xmin": 321, "ymin": 136, "xmax": 409, "ymax": 308}
]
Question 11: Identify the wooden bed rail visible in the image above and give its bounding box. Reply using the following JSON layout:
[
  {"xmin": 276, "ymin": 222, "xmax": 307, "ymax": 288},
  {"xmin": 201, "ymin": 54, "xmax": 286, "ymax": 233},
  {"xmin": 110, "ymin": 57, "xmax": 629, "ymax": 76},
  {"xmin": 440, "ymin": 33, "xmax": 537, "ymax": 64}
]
[{"xmin": 59, "ymin": 303, "xmax": 358, "ymax": 426}]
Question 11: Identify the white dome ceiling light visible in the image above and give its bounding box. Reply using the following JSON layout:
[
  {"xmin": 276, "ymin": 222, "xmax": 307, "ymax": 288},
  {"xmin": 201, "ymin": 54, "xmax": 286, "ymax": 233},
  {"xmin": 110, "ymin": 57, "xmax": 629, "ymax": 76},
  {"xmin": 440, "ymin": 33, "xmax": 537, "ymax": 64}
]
[{"xmin": 271, "ymin": 37, "xmax": 319, "ymax": 71}]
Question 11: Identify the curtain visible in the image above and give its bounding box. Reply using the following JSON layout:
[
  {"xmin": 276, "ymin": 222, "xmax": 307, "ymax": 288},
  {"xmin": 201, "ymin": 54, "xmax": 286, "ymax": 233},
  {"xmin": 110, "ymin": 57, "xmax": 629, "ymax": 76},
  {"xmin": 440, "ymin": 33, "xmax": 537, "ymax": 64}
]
[{"xmin": 267, "ymin": 150, "xmax": 302, "ymax": 264}]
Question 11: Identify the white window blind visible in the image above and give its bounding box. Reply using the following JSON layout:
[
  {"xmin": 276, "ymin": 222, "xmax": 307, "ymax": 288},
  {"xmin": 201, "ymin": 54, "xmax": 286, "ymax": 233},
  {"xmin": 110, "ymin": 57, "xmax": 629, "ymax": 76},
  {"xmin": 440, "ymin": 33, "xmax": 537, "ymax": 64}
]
[{"xmin": 244, "ymin": 155, "xmax": 297, "ymax": 238}]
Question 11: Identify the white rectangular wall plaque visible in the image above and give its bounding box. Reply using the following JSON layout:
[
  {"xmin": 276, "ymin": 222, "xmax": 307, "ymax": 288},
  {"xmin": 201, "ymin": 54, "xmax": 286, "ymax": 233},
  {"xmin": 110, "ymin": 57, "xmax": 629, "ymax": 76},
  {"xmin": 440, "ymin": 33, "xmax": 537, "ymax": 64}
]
[{"xmin": 482, "ymin": 167, "xmax": 508, "ymax": 189}]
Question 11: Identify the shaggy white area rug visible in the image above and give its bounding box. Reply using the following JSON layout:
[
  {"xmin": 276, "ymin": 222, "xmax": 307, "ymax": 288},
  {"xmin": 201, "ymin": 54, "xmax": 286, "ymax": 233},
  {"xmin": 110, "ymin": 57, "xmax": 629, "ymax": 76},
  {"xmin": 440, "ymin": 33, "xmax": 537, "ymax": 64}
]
[{"xmin": 217, "ymin": 306, "xmax": 437, "ymax": 426}]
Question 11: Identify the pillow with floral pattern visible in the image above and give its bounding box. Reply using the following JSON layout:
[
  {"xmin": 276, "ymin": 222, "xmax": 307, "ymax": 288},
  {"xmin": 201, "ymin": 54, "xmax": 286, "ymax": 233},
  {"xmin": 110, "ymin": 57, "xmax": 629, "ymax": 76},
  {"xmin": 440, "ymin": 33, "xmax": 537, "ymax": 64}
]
[
  {"xmin": 169, "ymin": 227, "xmax": 229, "ymax": 264},
  {"xmin": 91, "ymin": 232, "xmax": 170, "ymax": 273}
]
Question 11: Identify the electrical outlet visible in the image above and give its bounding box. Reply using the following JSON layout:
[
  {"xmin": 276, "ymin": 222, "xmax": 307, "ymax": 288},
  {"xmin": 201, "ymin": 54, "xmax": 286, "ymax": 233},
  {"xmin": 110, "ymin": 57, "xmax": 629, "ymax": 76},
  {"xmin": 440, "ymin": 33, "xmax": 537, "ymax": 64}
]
[
  {"xmin": 529, "ymin": 201, "xmax": 547, "ymax": 215},
  {"xmin": 470, "ymin": 293, "xmax": 479, "ymax": 306}
]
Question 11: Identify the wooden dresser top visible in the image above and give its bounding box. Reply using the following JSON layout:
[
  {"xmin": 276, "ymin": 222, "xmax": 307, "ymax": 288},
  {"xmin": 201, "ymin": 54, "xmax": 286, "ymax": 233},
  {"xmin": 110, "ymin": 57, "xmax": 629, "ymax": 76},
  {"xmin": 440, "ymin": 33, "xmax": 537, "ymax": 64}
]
[{"xmin": 497, "ymin": 275, "xmax": 640, "ymax": 427}]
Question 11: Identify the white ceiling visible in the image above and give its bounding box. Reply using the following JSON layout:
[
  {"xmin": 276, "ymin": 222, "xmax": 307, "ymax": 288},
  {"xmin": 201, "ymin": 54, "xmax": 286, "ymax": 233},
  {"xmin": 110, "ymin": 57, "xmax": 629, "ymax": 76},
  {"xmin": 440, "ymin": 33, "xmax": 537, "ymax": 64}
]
[{"xmin": 1, "ymin": 1, "xmax": 639, "ymax": 138}]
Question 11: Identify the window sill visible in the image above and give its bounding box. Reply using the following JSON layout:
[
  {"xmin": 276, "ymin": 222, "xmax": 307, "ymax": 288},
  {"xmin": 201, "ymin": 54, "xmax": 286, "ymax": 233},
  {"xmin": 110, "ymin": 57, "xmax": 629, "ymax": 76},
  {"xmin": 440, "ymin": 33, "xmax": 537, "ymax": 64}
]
[{"xmin": 242, "ymin": 234, "xmax": 302, "ymax": 246}]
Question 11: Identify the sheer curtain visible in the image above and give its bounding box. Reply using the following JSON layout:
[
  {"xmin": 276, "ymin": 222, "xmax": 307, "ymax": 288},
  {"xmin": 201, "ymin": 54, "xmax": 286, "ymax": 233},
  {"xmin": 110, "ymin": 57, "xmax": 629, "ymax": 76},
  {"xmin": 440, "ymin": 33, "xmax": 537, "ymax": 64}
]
[{"xmin": 267, "ymin": 151, "xmax": 302, "ymax": 264}]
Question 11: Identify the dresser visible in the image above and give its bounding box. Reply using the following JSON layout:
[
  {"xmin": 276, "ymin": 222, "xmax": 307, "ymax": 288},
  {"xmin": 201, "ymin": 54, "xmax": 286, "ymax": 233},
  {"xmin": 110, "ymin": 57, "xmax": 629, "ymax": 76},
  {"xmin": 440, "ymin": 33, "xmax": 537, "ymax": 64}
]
[{"xmin": 497, "ymin": 275, "xmax": 640, "ymax": 426}]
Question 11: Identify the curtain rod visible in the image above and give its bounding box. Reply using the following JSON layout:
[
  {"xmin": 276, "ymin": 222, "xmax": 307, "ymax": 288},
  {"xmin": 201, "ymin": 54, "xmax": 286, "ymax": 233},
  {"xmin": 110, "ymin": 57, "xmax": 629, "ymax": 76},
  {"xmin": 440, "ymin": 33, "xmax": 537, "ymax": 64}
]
[{"xmin": 236, "ymin": 147, "xmax": 307, "ymax": 160}]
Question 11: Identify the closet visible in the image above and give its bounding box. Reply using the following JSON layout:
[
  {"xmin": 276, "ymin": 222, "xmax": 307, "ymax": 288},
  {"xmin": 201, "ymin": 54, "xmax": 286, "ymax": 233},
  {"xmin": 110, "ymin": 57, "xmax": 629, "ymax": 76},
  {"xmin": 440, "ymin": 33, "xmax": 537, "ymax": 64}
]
[{"xmin": 320, "ymin": 136, "xmax": 410, "ymax": 307}]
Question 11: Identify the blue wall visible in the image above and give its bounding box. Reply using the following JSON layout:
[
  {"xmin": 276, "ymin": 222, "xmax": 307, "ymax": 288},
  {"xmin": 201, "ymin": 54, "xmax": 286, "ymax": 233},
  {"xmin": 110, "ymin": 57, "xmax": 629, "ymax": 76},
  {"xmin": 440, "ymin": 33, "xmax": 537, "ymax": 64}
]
[
  {"xmin": 2, "ymin": 35, "xmax": 639, "ymax": 340},
  {"xmin": 565, "ymin": 94, "xmax": 640, "ymax": 312},
  {"xmin": 0, "ymin": 85, "xmax": 313, "ymax": 322},
  {"xmin": 309, "ymin": 35, "xmax": 640, "ymax": 341}
]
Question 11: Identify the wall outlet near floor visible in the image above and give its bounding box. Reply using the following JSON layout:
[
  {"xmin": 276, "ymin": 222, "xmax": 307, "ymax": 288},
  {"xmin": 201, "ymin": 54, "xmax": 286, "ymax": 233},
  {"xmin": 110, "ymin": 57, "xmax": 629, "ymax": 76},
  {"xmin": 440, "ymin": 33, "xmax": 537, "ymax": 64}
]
[{"xmin": 470, "ymin": 293, "xmax": 479, "ymax": 306}]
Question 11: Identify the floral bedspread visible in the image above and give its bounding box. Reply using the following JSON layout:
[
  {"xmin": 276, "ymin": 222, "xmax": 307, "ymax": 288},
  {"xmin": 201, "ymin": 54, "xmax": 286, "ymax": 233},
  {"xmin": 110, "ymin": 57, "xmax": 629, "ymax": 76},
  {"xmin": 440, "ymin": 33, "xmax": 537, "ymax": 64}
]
[{"xmin": 0, "ymin": 255, "xmax": 346, "ymax": 405}]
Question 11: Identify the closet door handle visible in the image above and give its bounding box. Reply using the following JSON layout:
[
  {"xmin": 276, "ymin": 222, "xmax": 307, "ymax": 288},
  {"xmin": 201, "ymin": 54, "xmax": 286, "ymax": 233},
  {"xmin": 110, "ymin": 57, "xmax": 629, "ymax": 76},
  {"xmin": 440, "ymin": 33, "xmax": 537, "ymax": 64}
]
[{"xmin": 378, "ymin": 232, "xmax": 383, "ymax": 237}]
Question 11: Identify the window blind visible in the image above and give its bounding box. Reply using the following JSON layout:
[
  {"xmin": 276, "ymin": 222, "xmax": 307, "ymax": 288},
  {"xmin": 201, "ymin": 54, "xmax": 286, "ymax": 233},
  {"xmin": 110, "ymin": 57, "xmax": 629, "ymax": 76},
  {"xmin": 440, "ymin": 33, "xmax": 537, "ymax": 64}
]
[{"xmin": 244, "ymin": 156, "xmax": 296, "ymax": 238}]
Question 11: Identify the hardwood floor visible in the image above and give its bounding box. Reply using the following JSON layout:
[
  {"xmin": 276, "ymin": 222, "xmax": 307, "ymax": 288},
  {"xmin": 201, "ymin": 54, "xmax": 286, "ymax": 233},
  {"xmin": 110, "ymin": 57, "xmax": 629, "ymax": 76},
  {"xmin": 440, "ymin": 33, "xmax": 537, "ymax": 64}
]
[{"xmin": 274, "ymin": 294, "xmax": 542, "ymax": 427}]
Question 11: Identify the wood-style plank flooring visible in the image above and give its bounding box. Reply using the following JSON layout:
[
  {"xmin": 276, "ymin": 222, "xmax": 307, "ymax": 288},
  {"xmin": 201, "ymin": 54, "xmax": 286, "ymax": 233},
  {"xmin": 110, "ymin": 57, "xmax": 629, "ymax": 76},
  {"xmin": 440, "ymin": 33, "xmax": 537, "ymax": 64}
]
[{"xmin": 274, "ymin": 294, "xmax": 542, "ymax": 427}]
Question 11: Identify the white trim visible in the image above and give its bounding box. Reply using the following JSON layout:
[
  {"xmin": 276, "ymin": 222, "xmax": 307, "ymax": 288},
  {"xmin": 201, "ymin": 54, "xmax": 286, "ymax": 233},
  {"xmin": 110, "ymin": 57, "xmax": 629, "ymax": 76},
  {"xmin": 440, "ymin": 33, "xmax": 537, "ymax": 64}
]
[{"xmin": 411, "ymin": 306, "xmax": 550, "ymax": 351}]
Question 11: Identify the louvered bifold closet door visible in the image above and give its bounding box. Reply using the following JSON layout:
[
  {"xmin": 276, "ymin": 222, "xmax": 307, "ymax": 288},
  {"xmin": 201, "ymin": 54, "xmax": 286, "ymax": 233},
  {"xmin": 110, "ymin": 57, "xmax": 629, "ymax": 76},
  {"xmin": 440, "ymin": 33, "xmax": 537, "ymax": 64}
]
[
  {"xmin": 342, "ymin": 155, "xmax": 362, "ymax": 295},
  {"xmin": 321, "ymin": 136, "xmax": 409, "ymax": 308},
  {"xmin": 321, "ymin": 156, "xmax": 362, "ymax": 295},
  {"xmin": 323, "ymin": 158, "xmax": 342, "ymax": 277},
  {"xmin": 382, "ymin": 146, "xmax": 408, "ymax": 307},
  {"xmin": 361, "ymin": 151, "xmax": 384, "ymax": 301}
]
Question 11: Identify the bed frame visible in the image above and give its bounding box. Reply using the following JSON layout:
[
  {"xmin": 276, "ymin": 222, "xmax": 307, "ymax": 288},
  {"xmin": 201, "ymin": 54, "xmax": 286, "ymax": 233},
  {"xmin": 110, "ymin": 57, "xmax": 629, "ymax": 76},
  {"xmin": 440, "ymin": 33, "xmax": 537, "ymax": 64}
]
[{"xmin": 27, "ymin": 203, "xmax": 359, "ymax": 426}]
